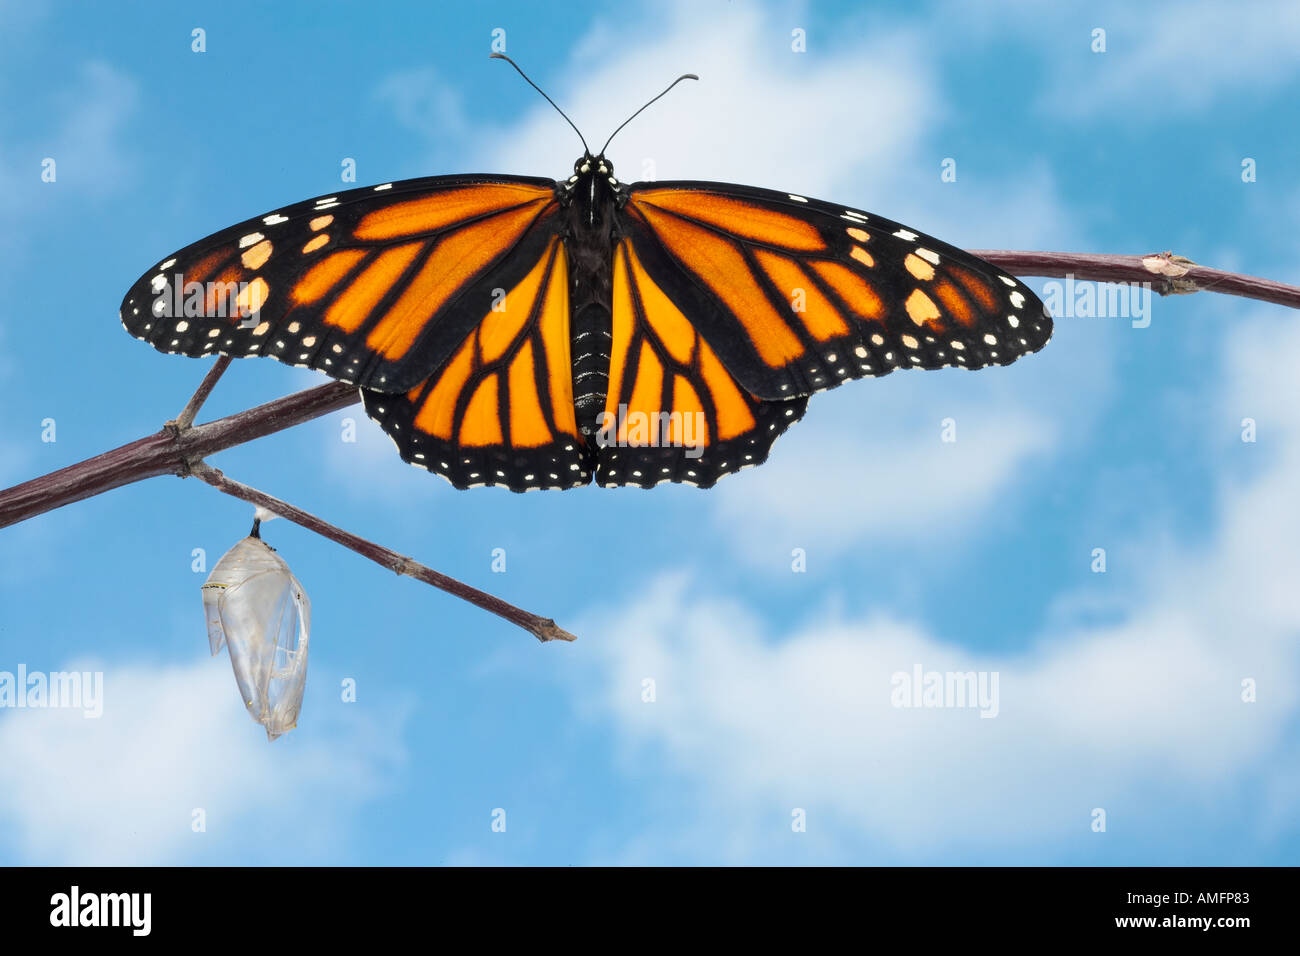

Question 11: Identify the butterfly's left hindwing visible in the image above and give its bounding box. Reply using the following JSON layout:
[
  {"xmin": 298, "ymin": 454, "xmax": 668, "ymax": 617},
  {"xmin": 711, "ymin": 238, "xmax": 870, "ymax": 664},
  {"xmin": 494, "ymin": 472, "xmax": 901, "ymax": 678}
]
[
  {"xmin": 120, "ymin": 175, "xmax": 561, "ymax": 393},
  {"xmin": 362, "ymin": 236, "xmax": 594, "ymax": 491},
  {"xmin": 619, "ymin": 182, "xmax": 1052, "ymax": 400}
]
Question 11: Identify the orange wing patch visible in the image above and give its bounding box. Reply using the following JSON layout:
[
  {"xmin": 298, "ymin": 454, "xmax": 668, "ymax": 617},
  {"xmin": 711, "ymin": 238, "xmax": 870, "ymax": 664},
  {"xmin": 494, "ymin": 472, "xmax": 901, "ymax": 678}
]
[
  {"xmin": 507, "ymin": 340, "xmax": 553, "ymax": 447},
  {"xmin": 750, "ymin": 248, "xmax": 848, "ymax": 342},
  {"xmin": 292, "ymin": 249, "xmax": 368, "ymax": 306},
  {"xmin": 323, "ymin": 243, "xmax": 423, "ymax": 333},
  {"xmin": 595, "ymin": 239, "xmax": 804, "ymax": 488},
  {"xmin": 948, "ymin": 263, "xmax": 999, "ymax": 312},
  {"xmin": 459, "ymin": 376, "xmax": 505, "ymax": 447},
  {"xmin": 630, "ymin": 189, "xmax": 825, "ymax": 251},
  {"xmin": 353, "ymin": 183, "xmax": 553, "ymax": 241}
]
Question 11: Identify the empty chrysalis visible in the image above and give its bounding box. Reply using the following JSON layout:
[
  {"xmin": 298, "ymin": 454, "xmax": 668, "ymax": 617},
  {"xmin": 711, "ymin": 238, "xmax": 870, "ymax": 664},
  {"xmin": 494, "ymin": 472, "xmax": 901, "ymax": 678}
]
[{"xmin": 201, "ymin": 508, "xmax": 310, "ymax": 741}]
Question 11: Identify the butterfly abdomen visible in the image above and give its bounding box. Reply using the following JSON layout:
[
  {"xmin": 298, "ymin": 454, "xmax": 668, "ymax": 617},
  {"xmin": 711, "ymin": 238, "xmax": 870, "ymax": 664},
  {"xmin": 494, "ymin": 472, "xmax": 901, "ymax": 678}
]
[
  {"xmin": 570, "ymin": 302, "xmax": 612, "ymax": 433},
  {"xmin": 563, "ymin": 170, "xmax": 620, "ymax": 434}
]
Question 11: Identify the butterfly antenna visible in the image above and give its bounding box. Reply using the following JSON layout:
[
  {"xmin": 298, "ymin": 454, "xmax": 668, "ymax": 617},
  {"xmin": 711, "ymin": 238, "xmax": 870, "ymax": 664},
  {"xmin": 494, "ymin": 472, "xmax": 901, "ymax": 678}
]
[
  {"xmin": 599, "ymin": 73, "xmax": 699, "ymax": 156},
  {"xmin": 490, "ymin": 53, "xmax": 591, "ymax": 155}
]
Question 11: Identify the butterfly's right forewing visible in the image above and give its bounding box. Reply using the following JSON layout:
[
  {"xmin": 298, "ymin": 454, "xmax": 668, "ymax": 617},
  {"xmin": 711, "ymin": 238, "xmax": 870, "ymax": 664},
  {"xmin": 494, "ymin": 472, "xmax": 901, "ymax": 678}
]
[{"xmin": 619, "ymin": 182, "xmax": 1053, "ymax": 400}]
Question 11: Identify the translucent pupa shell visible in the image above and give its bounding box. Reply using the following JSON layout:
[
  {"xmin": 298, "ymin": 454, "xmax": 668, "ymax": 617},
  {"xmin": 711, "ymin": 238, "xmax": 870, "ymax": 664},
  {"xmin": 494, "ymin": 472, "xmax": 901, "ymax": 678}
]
[{"xmin": 201, "ymin": 535, "xmax": 310, "ymax": 741}]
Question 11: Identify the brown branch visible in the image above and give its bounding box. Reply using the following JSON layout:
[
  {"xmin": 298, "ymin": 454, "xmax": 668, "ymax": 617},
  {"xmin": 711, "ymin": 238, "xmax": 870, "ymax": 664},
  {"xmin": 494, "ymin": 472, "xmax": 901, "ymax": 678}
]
[
  {"xmin": 189, "ymin": 462, "xmax": 575, "ymax": 643},
  {"xmin": 970, "ymin": 250, "xmax": 1300, "ymax": 311},
  {"xmin": 0, "ymin": 380, "xmax": 359, "ymax": 527},
  {"xmin": 173, "ymin": 355, "xmax": 232, "ymax": 429}
]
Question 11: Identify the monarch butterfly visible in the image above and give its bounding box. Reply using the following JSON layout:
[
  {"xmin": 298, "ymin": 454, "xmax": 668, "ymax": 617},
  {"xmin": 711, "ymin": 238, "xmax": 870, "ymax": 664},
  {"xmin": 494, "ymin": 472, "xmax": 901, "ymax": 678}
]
[{"xmin": 120, "ymin": 56, "xmax": 1051, "ymax": 492}]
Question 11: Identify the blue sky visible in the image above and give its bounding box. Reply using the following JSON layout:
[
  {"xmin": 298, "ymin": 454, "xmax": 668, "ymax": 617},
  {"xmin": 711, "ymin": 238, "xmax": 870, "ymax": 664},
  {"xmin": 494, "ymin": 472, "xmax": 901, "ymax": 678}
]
[{"xmin": 1, "ymin": 0, "xmax": 1298, "ymax": 864}]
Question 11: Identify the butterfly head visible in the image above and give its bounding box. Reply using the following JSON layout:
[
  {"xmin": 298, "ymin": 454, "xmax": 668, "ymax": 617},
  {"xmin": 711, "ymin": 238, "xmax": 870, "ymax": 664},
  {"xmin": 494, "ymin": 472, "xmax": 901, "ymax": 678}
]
[{"xmin": 572, "ymin": 153, "xmax": 616, "ymax": 181}]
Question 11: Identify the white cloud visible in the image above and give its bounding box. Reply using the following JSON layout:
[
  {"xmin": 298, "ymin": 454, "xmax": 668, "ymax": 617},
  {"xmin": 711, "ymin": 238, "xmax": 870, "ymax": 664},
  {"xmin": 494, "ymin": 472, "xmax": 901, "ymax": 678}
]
[
  {"xmin": 374, "ymin": 1, "xmax": 938, "ymax": 202},
  {"xmin": 713, "ymin": 389, "xmax": 1056, "ymax": 556},
  {"xmin": 374, "ymin": 65, "xmax": 471, "ymax": 152},
  {"xmin": 570, "ymin": 306, "xmax": 1300, "ymax": 861},
  {"xmin": 478, "ymin": 4, "xmax": 938, "ymax": 200},
  {"xmin": 321, "ymin": 407, "xmax": 454, "ymax": 501},
  {"xmin": 1025, "ymin": 0, "xmax": 1300, "ymax": 117},
  {"xmin": 0, "ymin": 655, "xmax": 408, "ymax": 864}
]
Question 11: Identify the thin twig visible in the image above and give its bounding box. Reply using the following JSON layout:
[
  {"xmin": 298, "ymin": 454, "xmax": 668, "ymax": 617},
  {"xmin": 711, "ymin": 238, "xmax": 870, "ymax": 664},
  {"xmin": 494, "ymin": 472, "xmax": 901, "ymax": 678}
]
[
  {"xmin": 189, "ymin": 462, "xmax": 575, "ymax": 643},
  {"xmin": 173, "ymin": 355, "xmax": 232, "ymax": 430},
  {"xmin": 971, "ymin": 250, "xmax": 1300, "ymax": 311}
]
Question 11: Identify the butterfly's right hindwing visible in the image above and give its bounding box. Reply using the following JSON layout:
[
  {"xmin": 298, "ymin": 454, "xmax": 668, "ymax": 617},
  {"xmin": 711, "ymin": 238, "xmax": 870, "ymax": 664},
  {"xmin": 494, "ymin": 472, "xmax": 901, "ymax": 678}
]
[{"xmin": 592, "ymin": 238, "xmax": 809, "ymax": 489}]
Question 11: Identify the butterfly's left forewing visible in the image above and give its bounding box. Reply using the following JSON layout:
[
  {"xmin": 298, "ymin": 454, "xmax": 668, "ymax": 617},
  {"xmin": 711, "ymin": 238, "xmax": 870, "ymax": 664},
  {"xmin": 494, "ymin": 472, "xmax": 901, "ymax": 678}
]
[
  {"xmin": 120, "ymin": 175, "xmax": 562, "ymax": 393},
  {"xmin": 619, "ymin": 182, "xmax": 1052, "ymax": 401}
]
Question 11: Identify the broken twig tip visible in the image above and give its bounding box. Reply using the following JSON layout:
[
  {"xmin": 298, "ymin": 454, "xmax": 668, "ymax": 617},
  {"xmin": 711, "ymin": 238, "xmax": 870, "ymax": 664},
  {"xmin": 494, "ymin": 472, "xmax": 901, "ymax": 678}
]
[{"xmin": 535, "ymin": 621, "xmax": 578, "ymax": 643}]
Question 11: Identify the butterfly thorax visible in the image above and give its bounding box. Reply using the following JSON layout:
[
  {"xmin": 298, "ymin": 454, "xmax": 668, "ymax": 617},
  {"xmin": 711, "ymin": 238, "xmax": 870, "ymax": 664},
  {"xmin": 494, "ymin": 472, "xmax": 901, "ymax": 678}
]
[{"xmin": 561, "ymin": 154, "xmax": 623, "ymax": 435}]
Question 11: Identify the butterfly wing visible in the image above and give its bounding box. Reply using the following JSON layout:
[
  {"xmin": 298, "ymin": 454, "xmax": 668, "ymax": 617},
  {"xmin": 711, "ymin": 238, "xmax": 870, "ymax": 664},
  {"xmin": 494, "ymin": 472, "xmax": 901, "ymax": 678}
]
[
  {"xmin": 361, "ymin": 236, "xmax": 592, "ymax": 491},
  {"xmin": 619, "ymin": 181, "xmax": 1052, "ymax": 400},
  {"xmin": 120, "ymin": 175, "xmax": 562, "ymax": 393},
  {"xmin": 594, "ymin": 238, "xmax": 808, "ymax": 489}
]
